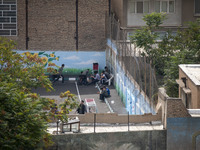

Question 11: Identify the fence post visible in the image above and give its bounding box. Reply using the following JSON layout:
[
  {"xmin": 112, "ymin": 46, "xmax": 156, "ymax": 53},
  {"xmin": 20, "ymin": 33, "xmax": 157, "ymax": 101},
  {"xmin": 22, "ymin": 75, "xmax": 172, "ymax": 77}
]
[
  {"xmin": 128, "ymin": 111, "xmax": 130, "ymax": 131},
  {"xmin": 94, "ymin": 113, "xmax": 96, "ymax": 133}
]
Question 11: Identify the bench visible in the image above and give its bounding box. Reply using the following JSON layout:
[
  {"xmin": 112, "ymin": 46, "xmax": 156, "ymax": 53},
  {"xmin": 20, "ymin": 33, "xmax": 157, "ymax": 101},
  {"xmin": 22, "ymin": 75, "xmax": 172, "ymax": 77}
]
[
  {"xmin": 60, "ymin": 117, "xmax": 80, "ymax": 133},
  {"xmin": 105, "ymin": 74, "xmax": 114, "ymax": 86}
]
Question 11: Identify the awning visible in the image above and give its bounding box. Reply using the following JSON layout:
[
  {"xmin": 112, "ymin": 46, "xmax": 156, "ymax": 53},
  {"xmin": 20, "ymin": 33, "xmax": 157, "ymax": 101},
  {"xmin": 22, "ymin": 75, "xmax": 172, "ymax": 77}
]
[
  {"xmin": 176, "ymin": 79, "xmax": 185, "ymax": 88},
  {"xmin": 183, "ymin": 87, "xmax": 191, "ymax": 94}
]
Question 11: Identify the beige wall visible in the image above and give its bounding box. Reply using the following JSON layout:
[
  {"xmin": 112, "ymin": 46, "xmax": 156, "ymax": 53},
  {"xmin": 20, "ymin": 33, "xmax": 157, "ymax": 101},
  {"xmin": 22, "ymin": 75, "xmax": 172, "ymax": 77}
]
[
  {"xmin": 111, "ymin": 0, "xmax": 123, "ymax": 23},
  {"xmin": 3, "ymin": 0, "xmax": 108, "ymax": 51},
  {"xmin": 182, "ymin": 0, "xmax": 200, "ymax": 25},
  {"xmin": 179, "ymin": 68, "xmax": 200, "ymax": 109}
]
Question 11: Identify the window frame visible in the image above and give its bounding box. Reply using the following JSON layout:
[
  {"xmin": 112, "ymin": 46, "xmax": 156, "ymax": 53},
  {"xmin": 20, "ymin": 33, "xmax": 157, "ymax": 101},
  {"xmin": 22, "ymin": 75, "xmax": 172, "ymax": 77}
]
[
  {"xmin": 0, "ymin": 0, "xmax": 17, "ymax": 36},
  {"xmin": 194, "ymin": 0, "xmax": 200, "ymax": 16},
  {"xmin": 155, "ymin": 0, "xmax": 175, "ymax": 14},
  {"xmin": 129, "ymin": 0, "xmax": 150, "ymax": 14}
]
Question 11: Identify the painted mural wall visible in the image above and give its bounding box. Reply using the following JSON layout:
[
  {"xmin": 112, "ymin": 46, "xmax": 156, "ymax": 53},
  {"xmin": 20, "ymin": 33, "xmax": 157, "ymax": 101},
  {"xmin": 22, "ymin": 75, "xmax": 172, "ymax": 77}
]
[
  {"xmin": 115, "ymin": 62, "xmax": 155, "ymax": 115},
  {"xmin": 107, "ymin": 39, "xmax": 155, "ymax": 115},
  {"xmin": 15, "ymin": 50, "xmax": 106, "ymax": 75}
]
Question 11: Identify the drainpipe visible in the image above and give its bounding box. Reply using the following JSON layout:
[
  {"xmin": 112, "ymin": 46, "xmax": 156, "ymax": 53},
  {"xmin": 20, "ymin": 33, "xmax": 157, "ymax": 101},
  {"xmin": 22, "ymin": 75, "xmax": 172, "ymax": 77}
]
[
  {"xmin": 109, "ymin": 0, "xmax": 111, "ymax": 16},
  {"xmin": 76, "ymin": 0, "xmax": 78, "ymax": 51},
  {"xmin": 26, "ymin": 0, "xmax": 29, "ymax": 50}
]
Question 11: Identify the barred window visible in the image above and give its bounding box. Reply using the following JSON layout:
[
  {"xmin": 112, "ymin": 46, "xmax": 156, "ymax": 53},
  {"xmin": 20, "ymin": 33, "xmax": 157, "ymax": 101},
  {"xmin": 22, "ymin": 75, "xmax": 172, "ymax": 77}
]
[
  {"xmin": 0, "ymin": 0, "xmax": 17, "ymax": 36},
  {"xmin": 195, "ymin": 0, "xmax": 200, "ymax": 15},
  {"xmin": 155, "ymin": 0, "xmax": 175, "ymax": 13},
  {"xmin": 129, "ymin": 0, "xmax": 149, "ymax": 14}
]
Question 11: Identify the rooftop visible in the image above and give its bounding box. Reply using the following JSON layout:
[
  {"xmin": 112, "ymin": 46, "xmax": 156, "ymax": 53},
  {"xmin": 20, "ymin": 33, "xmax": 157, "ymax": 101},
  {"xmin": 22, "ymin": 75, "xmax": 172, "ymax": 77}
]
[{"xmin": 179, "ymin": 64, "xmax": 200, "ymax": 86}]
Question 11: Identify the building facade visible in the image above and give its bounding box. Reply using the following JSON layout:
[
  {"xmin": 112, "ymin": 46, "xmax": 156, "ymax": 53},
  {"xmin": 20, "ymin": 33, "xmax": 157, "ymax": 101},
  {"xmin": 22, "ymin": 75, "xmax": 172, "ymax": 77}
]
[
  {"xmin": 177, "ymin": 64, "xmax": 200, "ymax": 109},
  {"xmin": 0, "ymin": 0, "xmax": 109, "ymax": 51},
  {"xmin": 111, "ymin": 0, "xmax": 200, "ymax": 38}
]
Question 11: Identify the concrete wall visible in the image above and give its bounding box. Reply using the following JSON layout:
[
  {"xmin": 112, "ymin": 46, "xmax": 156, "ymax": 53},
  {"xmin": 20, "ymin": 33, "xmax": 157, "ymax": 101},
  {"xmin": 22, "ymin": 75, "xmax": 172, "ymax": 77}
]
[
  {"xmin": 111, "ymin": 0, "xmax": 127, "ymax": 27},
  {"xmin": 182, "ymin": 0, "xmax": 200, "ymax": 25},
  {"xmin": 4, "ymin": 0, "xmax": 108, "ymax": 51},
  {"xmin": 68, "ymin": 112, "xmax": 161, "ymax": 124},
  {"xmin": 167, "ymin": 117, "xmax": 200, "ymax": 150},
  {"xmin": 46, "ymin": 130, "xmax": 166, "ymax": 150}
]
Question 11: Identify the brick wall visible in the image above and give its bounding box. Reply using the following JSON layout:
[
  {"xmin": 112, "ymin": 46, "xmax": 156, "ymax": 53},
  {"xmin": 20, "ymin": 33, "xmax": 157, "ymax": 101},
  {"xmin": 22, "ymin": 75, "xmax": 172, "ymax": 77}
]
[
  {"xmin": 4, "ymin": 0, "xmax": 108, "ymax": 51},
  {"xmin": 158, "ymin": 88, "xmax": 191, "ymax": 129}
]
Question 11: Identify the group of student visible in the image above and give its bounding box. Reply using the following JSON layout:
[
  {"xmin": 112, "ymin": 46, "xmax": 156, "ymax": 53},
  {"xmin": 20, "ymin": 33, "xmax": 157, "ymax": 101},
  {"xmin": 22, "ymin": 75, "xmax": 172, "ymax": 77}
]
[{"xmin": 78, "ymin": 66, "xmax": 111, "ymax": 86}]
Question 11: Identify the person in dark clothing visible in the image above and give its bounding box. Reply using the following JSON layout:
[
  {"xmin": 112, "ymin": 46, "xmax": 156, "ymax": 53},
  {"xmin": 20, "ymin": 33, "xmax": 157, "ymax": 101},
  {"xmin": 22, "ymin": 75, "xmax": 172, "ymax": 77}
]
[
  {"xmin": 79, "ymin": 69, "xmax": 89, "ymax": 85},
  {"xmin": 53, "ymin": 64, "xmax": 65, "ymax": 83},
  {"xmin": 77, "ymin": 100, "xmax": 87, "ymax": 114},
  {"xmin": 99, "ymin": 87, "xmax": 109, "ymax": 101},
  {"xmin": 88, "ymin": 71, "xmax": 100, "ymax": 85},
  {"xmin": 103, "ymin": 85, "xmax": 111, "ymax": 97}
]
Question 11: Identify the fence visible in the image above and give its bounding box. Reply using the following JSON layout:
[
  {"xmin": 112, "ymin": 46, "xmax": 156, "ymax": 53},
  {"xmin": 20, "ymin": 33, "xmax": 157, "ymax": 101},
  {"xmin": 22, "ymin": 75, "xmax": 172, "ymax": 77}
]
[{"xmin": 106, "ymin": 13, "xmax": 159, "ymax": 112}]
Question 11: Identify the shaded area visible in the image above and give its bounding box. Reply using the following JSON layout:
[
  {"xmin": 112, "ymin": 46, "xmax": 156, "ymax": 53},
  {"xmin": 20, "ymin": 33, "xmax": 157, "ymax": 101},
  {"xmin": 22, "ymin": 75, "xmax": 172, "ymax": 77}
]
[{"xmin": 46, "ymin": 130, "xmax": 166, "ymax": 150}]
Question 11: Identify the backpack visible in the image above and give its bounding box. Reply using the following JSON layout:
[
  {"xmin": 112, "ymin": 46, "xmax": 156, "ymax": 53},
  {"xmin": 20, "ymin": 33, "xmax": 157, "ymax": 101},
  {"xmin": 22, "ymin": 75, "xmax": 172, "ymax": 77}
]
[{"xmin": 106, "ymin": 88, "xmax": 110, "ymax": 96}]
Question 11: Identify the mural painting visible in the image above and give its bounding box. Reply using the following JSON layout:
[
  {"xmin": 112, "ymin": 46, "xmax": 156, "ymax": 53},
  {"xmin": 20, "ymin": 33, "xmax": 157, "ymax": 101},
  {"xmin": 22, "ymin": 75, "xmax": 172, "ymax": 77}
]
[
  {"xmin": 16, "ymin": 50, "xmax": 106, "ymax": 75},
  {"xmin": 115, "ymin": 61, "xmax": 155, "ymax": 115}
]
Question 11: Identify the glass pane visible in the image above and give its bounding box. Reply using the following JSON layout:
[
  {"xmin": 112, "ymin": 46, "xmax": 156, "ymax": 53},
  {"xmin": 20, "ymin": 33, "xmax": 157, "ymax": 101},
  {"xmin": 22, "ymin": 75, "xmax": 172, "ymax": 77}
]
[
  {"xmin": 144, "ymin": 1, "xmax": 149, "ymax": 13},
  {"xmin": 195, "ymin": 0, "xmax": 200, "ymax": 14},
  {"xmin": 155, "ymin": 1, "xmax": 160, "ymax": 13},
  {"xmin": 137, "ymin": 2, "xmax": 143, "ymax": 13},
  {"xmin": 169, "ymin": 1, "xmax": 174, "ymax": 13},
  {"xmin": 0, "ymin": 29, "xmax": 10, "ymax": 35},
  {"xmin": 0, "ymin": 17, "xmax": 10, "ymax": 22},
  {"xmin": 129, "ymin": 2, "xmax": 135, "ymax": 13},
  {"xmin": 162, "ymin": 1, "xmax": 168, "ymax": 12},
  {"xmin": 0, "ymin": 5, "xmax": 10, "ymax": 10},
  {"xmin": 3, "ymin": 23, "xmax": 16, "ymax": 29},
  {"xmin": 3, "ymin": 0, "xmax": 16, "ymax": 4}
]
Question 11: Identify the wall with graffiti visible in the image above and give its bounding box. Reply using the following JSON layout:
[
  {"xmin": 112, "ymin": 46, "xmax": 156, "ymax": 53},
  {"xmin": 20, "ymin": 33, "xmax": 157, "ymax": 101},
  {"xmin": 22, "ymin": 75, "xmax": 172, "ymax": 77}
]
[
  {"xmin": 107, "ymin": 39, "xmax": 155, "ymax": 115},
  {"xmin": 15, "ymin": 50, "xmax": 106, "ymax": 75},
  {"xmin": 115, "ymin": 62, "xmax": 155, "ymax": 115}
]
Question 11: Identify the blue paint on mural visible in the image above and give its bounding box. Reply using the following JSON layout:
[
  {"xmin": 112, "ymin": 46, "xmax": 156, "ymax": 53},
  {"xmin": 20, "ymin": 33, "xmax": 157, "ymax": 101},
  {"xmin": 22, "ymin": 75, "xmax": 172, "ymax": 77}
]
[
  {"xmin": 115, "ymin": 61, "xmax": 155, "ymax": 115},
  {"xmin": 107, "ymin": 39, "xmax": 118, "ymax": 55},
  {"xmin": 15, "ymin": 50, "xmax": 106, "ymax": 70}
]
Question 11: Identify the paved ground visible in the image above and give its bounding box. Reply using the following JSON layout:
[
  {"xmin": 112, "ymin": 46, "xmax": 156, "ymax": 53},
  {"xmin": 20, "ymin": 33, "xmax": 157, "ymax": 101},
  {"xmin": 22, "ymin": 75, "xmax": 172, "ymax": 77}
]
[{"xmin": 32, "ymin": 80, "xmax": 127, "ymax": 114}]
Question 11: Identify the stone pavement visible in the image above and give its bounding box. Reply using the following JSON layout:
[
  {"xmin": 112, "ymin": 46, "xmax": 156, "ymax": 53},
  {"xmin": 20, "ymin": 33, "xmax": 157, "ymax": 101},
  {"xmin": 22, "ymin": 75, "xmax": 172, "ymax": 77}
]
[{"xmin": 32, "ymin": 80, "xmax": 127, "ymax": 114}]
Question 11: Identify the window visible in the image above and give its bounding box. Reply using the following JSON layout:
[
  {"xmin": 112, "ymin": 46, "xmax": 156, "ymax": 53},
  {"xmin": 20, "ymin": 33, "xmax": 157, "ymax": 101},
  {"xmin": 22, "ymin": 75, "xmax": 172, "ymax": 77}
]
[
  {"xmin": 0, "ymin": 0, "xmax": 17, "ymax": 36},
  {"xmin": 155, "ymin": 0, "xmax": 175, "ymax": 13},
  {"xmin": 195, "ymin": 0, "xmax": 200, "ymax": 15},
  {"xmin": 129, "ymin": 0, "xmax": 149, "ymax": 14}
]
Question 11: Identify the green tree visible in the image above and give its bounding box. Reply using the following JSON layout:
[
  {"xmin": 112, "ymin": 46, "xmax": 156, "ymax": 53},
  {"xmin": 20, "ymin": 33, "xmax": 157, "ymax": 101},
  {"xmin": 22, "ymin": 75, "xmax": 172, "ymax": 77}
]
[
  {"xmin": 130, "ymin": 12, "xmax": 167, "ymax": 75},
  {"xmin": 164, "ymin": 20, "xmax": 200, "ymax": 96},
  {"xmin": 0, "ymin": 37, "xmax": 78, "ymax": 150},
  {"xmin": 130, "ymin": 13, "xmax": 200, "ymax": 97}
]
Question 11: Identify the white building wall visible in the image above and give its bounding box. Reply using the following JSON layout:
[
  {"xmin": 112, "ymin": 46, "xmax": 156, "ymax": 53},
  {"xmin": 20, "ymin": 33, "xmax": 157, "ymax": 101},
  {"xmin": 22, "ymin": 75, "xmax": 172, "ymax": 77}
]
[{"xmin": 127, "ymin": 0, "xmax": 182, "ymax": 27}]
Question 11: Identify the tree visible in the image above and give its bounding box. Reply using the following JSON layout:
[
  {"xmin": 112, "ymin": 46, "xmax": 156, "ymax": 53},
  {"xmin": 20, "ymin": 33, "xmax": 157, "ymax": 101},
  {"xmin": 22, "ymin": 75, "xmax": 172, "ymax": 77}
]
[
  {"xmin": 164, "ymin": 20, "xmax": 200, "ymax": 96},
  {"xmin": 0, "ymin": 37, "xmax": 78, "ymax": 150},
  {"xmin": 130, "ymin": 13, "xmax": 200, "ymax": 97}
]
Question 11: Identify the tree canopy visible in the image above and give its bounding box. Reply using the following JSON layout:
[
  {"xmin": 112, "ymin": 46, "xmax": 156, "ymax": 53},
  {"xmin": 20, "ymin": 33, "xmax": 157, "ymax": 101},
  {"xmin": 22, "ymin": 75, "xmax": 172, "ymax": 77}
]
[
  {"xmin": 0, "ymin": 37, "xmax": 78, "ymax": 150},
  {"xmin": 130, "ymin": 13, "xmax": 200, "ymax": 97}
]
